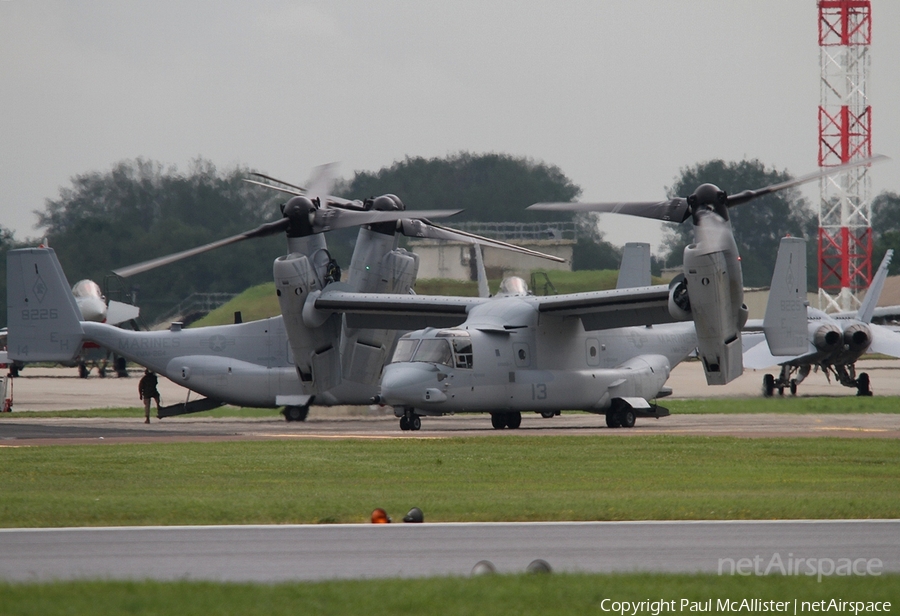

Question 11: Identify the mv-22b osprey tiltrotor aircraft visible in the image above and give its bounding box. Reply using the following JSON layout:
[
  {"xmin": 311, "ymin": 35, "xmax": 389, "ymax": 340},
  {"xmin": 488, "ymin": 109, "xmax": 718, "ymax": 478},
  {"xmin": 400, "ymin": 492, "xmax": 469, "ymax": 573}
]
[
  {"xmin": 6, "ymin": 167, "xmax": 562, "ymax": 419},
  {"xmin": 300, "ymin": 157, "xmax": 885, "ymax": 430}
]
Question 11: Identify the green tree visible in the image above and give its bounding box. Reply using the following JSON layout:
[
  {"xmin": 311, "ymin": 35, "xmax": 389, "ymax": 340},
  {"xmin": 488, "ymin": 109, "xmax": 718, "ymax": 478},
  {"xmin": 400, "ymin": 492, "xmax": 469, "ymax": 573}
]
[
  {"xmin": 661, "ymin": 160, "xmax": 816, "ymax": 288},
  {"xmin": 571, "ymin": 213, "xmax": 622, "ymax": 271},
  {"xmin": 337, "ymin": 152, "xmax": 617, "ymax": 270},
  {"xmin": 337, "ymin": 152, "xmax": 580, "ymax": 222},
  {"xmin": 872, "ymin": 191, "xmax": 900, "ymax": 276},
  {"xmin": 36, "ymin": 158, "xmax": 284, "ymax": 322}
]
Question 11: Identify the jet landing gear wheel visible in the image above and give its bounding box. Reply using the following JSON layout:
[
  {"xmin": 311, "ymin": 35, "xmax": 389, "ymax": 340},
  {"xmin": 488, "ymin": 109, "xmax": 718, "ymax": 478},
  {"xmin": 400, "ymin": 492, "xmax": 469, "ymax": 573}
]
[
  {"xmin": 856, "ymin": 372, "xmax": 872, "ymax": 396},
  {"xmin": 790, "ymin": 379, "xmax": 798, "ymax": 396},
  {"xmin": 763, "ymin": 374, "xmax": 775, "ymax": 397},
  {"xmin": 283, "ymin": 405, "xmax": 309, "ymax": 422},
  {"xmin": 618, "ymin": 409, "xmax": 636, "ymax": 428},
  {"xmin": 605, "ymin": 413, "xmax": 621, "ymax": 428}
]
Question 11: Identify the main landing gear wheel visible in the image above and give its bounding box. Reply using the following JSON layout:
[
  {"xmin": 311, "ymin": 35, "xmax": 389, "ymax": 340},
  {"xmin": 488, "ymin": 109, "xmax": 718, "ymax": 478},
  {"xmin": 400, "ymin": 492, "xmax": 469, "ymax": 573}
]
[
  {"xmin": 605, "ymin": 413, "xmax": 621, "ymax": 428},
  {"xmin": 856, "ymin": 372, "xmax": 872, "ymax": 396},
  {"xmin": 490, "ymin": 412, "xmax": 521, "ymax": 429},
  {"xmin": 283, "ymin": 405, "xmax": 309, "ymax": 422},
  {"xmin": 763, "ymin": 374, "xmax": 775, "ymax": 397},
  {"xmin": 790, "ymin": 379, "xmax": 798, "ymax": 396},
  {"xmin": 619, "ymin": 409, "xmax": 636, "ymax": 428}
]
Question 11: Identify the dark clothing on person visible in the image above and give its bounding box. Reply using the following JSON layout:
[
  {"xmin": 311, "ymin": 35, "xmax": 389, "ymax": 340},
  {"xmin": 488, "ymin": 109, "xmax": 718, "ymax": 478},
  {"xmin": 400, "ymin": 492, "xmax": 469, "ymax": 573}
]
[{"xmin": 139, "ymin": 371, "xmax": 160, "ymax": 422}]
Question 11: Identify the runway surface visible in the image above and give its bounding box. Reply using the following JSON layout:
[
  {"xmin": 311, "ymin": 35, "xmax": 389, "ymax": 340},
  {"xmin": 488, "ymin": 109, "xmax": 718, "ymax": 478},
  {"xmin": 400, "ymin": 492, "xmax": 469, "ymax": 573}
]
[
  {"xmin": 3, "ymin": 411, "xmax": 900, "ymax": 446},
  {"xmin": 1, "ymin": 520, "xmax": 896, "ymax": 582}
]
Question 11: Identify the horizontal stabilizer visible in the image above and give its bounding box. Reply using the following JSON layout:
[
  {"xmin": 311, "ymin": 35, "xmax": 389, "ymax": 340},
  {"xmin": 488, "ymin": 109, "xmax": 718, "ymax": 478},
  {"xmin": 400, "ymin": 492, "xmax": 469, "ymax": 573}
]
[
  {"xmin": 106, "ymin": 300, "xmax": 140, "ymax": 325},
  {"xmin": 866, "ymin": 324, "xmax": 900, "ymax": 359}
]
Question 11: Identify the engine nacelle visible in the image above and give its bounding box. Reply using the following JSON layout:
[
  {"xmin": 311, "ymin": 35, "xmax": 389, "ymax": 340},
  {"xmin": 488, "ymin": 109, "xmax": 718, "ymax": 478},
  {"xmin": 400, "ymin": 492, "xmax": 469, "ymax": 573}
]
[
  {"xmin": 682, "ymin": 241, "xmax": 743, "ymax": 385},
  {"xmin": 667, "ymin": 274, "xmax": 691, "ymax": 321},
  {"xmin": 274, "ymin": 240, "xmax": 342, "ymax": 394},
  {"xmin": 842, "ymin": 322, "xmax": 871, "ymax": 356},
  {"xmin": 811, "ymin": 322, "xmax": 842, "ymax": 354}
]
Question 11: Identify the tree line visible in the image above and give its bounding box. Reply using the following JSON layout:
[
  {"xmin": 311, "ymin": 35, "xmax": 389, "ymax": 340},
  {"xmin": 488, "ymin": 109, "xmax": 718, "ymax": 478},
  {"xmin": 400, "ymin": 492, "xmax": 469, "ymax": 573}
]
[{"xmin": 1, "ymin": 153, "xmax": 898, "ymax": 327}]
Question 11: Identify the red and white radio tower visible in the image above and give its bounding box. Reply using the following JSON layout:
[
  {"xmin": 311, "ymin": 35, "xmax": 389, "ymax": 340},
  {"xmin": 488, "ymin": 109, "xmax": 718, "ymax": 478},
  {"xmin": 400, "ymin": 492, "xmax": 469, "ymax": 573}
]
[{"xmin": 817, "ymin": 0, "xmax": 873, "ymax": 312}]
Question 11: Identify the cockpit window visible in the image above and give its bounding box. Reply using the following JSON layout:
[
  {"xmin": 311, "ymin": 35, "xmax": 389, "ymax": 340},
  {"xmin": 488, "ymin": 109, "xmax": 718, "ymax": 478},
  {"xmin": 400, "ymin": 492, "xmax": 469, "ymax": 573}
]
[
  {"xmin": 435, "ymin": 330, "xmax": 474, "ymax": 368},
  {"xmin": 391, "ymin": 338, "xmax": 419, "ymax": 363},
  {"xmin": 412, "ymin": 339, "xmax": 454, "ymax": 367},
  {"xmin": 498, "ymin": 276, "xmax": 529, "ymax": 296},
  {"xmin": 72, "ymin": 279, "xmax": 103, "ymax": 299}
]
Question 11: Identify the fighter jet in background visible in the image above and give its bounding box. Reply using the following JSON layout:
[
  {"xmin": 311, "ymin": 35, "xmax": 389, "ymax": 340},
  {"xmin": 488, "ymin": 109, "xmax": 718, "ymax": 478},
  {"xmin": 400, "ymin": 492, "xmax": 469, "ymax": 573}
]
[{"xmin": 744, "ymin": 236, "xmax": 900, "ymax": 396}]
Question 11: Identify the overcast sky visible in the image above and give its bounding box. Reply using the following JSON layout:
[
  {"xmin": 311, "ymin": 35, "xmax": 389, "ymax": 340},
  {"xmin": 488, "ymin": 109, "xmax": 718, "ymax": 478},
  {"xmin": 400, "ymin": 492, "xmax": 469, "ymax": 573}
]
[{"xmin": 2, "ymin": 1, "xmax": 898, "ymax": 253}]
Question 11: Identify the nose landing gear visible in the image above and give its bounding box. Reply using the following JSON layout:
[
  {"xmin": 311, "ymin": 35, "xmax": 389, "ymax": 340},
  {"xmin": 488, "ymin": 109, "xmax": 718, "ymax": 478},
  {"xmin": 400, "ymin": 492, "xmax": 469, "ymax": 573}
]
[{"xmin": 399, "ymin": 408, "xmax": 421, "ymax": 431}]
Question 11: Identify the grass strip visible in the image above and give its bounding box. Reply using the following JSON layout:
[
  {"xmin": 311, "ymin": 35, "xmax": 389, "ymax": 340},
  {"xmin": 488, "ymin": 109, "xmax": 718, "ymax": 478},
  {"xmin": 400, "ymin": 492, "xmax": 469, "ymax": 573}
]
[
  {"xmin": 665, "ymin": 396, "xmax": 900, "ymax": 414},
  {"xmin": 1, "ymin": 437, "xmax": 897, "ymax": 527},
  {"xmin": 0, "ymin": 573, "xmax": 896, "ymax": 616}
]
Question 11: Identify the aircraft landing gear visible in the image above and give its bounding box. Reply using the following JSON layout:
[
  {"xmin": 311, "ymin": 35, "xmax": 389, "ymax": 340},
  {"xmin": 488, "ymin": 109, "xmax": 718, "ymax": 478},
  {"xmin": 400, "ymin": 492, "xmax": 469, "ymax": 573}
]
[
  {"xmin": 399, "ymin": 409, "xmax": 421, "ymax": 431},
  {"xmin": 283, "ymin": 405, "xmax": 309, "ymax": 422},
  {"xmin": 763, "ymin": 374, "xmax": 775, "ymax": 397},
  {"xmin": 856, "ymin": 372, "xmax": 872, "ymax": 396},
  {"xmin": 490, "ymin": 411, "xmax": 521, "ymax": 429},
  {"xmin": 605, "ymin": 409, "xmax": 635, "ymax": 428}
]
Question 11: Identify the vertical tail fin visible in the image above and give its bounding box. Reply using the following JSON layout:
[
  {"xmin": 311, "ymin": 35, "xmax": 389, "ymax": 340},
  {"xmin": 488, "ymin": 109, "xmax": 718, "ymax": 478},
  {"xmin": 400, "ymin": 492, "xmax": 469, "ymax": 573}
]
[
  {"xmin": 856, "ymin": 249, "xmax": 893, "ymax": 324},
  {"xmin": 6, "ymin": 247, "xmax": 84, "ymax": 362},
  {"xmin": 616, "ymin": 242, "xmax": 652, "ymax": 289},
  {"xmin": 762, "ymin": 237, "xmax": 808, "ymax": 356}
]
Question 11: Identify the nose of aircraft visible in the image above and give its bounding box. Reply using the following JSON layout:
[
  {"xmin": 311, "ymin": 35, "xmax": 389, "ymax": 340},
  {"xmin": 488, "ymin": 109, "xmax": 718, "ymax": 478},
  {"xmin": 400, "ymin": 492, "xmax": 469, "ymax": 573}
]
[
  {"xmin": 77, "ymin": 296, "xmax": 108, "ymax": 322},
  {"xmin": 381, "ymin": 363, "xmax": 441, "ymax": 406}
]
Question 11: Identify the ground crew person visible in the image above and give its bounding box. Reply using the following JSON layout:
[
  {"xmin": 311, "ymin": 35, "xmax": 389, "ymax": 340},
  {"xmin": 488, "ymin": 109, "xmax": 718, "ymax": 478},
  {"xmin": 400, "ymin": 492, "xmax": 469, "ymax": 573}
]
[{"xmin": 138, "ymin": 369, "xmax": 161, "ymax": 423}]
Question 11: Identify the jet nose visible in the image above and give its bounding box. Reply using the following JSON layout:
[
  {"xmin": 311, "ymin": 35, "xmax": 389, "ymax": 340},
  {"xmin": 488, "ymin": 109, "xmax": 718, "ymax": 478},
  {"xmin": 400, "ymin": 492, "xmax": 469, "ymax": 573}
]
[
  {"xmin": 381, "ymin": 363, "xmax": 440, "ymax": 406},
  {"xmin": 77, "ymin": 297, "xmax": 108, "ymax": 322}
]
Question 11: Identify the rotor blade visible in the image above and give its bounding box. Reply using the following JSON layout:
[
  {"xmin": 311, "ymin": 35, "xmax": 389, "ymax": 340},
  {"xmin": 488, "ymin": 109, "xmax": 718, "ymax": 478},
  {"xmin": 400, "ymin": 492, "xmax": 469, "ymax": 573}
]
[
  {"xmin": 250, "ymin": 172, "xmax": 307, "ymax": 194},
  {"xmin": 528, "ymin": 198, "xmax": 690, "ymax": 223},
  {"xmin": 401, "ymin": 220, "xmax": 567, "ymax": 263},
  {"xmin": 726, "ymin": 154, "xmax": 889, "ymax": 207},
  {"xmin": 311, "ymin": 208, "xmax": 462, "ymax": 233},
  {"xmin": 242, "ymin": 178, "xmax": 305, "ymax": 197},
  {"xmin": 306, "ymin": 162, "xmax": 339, "ymax": 198},
  {"xmin": 113, "ymin": 218, "xmax": 290, "ymax": 278}
]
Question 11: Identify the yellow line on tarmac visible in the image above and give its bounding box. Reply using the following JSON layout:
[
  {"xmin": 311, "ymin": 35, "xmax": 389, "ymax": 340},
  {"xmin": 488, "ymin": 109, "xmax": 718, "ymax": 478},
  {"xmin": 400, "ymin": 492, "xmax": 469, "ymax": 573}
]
[{"xmin": 261, "ymin": 433, "xmax": 445, "ymax": 440}]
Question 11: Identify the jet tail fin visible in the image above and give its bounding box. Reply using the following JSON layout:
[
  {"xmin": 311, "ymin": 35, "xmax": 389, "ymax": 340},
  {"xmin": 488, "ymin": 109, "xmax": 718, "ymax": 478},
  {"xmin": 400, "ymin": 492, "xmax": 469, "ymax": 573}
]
[
  {"xmin": 616, "ymin": 243, "xmax": 652, "ymax": 289},
  {"xmin": 473, "ymin": 243, "xmax": 490, "ymax": 298},
  {"xmin": 6, "ymin": 247, "xmax": 85, "ymax": 362},
  {"xmin": 762, "ymin": 237, "xmax": 809, "ymax": 356},
  {"xmin": 857, "ymin": 249, "xmax": 893, "ymax": 324}
]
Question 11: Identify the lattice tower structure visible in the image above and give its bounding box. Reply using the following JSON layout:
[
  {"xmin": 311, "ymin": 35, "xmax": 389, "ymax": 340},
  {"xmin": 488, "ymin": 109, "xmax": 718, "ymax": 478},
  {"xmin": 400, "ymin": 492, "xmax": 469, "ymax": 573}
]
[{"xmin": 817, "ymin": 0, "xmax": 873, "ymax": 312}]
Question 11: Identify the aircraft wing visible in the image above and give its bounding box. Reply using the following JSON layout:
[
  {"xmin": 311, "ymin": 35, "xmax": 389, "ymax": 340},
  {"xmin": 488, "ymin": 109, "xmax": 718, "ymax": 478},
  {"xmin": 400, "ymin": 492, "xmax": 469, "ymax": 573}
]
[
  {"xmin": 534, "ymin": 284, "xmax": 677, "ymax": 330},
  {"xmin": 742, "ymin": 337, "xmax": 817, "ymax": 369},
  {"xmin": 314, "ymin": 289, "xmax": 488, "ymax": 330}
]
